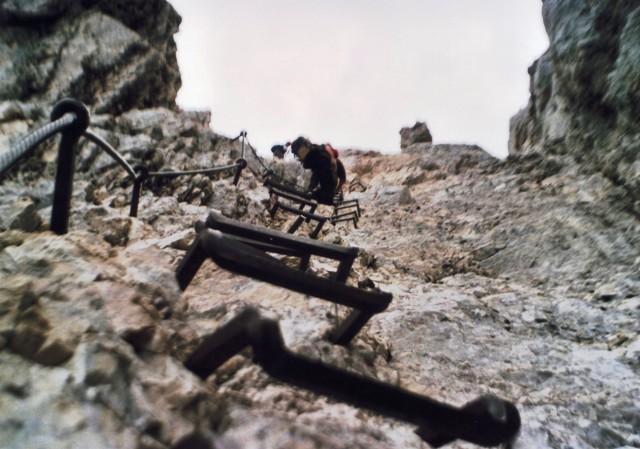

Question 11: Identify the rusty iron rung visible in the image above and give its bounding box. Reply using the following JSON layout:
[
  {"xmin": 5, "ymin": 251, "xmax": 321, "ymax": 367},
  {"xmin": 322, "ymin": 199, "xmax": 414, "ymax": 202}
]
[
  {"xmin": 270, "ymin": 187, "xmax": 317, "ymax": 208},
  {"xmin": 205, "ymin": 210, "xmax": 357, "ymax": 280},
  {"xmin": 185, "ymin": 308, "xmax": 521, "ymax": 448},
  {"xmin": 334, "ymin": 200, "xmax": 361, "ymax": 217},
  {"xmin": 176, "ymin": 227, "xmax": 390, "ymax": 344},
  {"xmin": 331, "ymin": 211, "xmax": 359, "ymax": 223},
  {"xmin": 269, "ymin": 187, "xmax": 318, "ymax": 220}
]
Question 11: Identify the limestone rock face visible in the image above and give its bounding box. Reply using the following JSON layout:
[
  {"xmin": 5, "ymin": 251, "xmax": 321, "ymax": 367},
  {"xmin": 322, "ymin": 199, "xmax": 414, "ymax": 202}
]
[
  {"xmin": 1, "ymin": 1, "xmax": 639, "ymax": 449},
  {"xmin": 0, "ymin": 0, "xmax": 182, "ymax": 116},
  {"xmin": 509, "ymin": 0, "xmax": 640, "ymax": 200},
  {"xmin": 399, "ymin": 121, "xmax": 433, "ymax": 150}
]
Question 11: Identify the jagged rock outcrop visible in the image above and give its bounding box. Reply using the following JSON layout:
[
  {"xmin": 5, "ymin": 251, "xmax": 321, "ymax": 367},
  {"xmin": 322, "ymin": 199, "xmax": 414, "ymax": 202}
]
[
  {"xmin": 1, "ymin": 1, "xmax": 639, "ymax": 449},
  {"xmin": 0, "ymin": 0, "xmax": 181, "ymax": 124},
  {"xmin": 400, "ymin": 121, "xmax": 433, "ymax": 150},
  {"xmin": 509, "ymin": 0, "xmax": 640, "ymax": 202}
]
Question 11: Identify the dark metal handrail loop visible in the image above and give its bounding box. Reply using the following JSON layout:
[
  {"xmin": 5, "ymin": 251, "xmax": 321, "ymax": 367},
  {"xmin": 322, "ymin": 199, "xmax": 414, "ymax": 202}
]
[
  {"xmin": 0, "ymin": 113, "xmax": 76, "ymax": 178},
  {"xmin": 82, "ymin": 129, "xmax": 137, "ymax": 179}
]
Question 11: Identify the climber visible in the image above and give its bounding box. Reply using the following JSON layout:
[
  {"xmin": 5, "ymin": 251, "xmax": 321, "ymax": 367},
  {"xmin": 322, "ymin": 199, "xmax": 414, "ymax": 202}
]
[
  {"xmin": 270, "ymin": 142, "xmax": 290, "ymax": 159},
  {"xmin": 290, "ymin": 136, "xmax": 338, "ymax": 205}
]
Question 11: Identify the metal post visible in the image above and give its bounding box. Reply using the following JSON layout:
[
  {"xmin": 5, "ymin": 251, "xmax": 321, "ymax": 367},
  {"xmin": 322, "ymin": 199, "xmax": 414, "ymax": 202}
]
[
  {"xmin": 232, "ymin": 158, "xmax": 247, "ymax": 186},
  {"xmin": 240, "ymin": 130, "xmax": 246, "ymax": 159},
  {"xmin": 129, "ymin": 165, "xmax": 149, "ymax": 217},
  {"xmin": 49, "ymin": 99, "xmax": 90, "ymax": 235}
]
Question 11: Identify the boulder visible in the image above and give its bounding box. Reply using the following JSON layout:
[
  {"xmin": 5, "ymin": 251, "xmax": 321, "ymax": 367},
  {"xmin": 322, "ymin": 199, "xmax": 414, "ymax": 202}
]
[{"xmin": 399, "ymin": 122, "xmax": 432, "ymax": 150}]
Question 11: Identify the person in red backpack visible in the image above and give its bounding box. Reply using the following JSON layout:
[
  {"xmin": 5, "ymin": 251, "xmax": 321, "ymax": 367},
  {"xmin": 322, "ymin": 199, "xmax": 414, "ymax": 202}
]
[
  {"xmin": 290, "ymin": 136, "xmax": 338, "ymax": 205},
  {"xmin": 326, "ymin": 144, "xmax": 346, "ymax": 197}
]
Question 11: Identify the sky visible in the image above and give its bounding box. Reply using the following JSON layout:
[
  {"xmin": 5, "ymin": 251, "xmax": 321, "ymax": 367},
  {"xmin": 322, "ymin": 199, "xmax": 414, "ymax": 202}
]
[{"xmin": 169, "ymin": 1, "xmax": 549, "ymax": 158}]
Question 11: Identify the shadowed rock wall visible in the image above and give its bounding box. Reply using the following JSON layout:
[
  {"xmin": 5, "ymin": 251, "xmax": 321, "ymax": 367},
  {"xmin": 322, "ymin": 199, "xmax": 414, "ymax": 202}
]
[
  {"xmin": 509, "ymin": 0, "xmax": 640, "ymax": 201},
  {"xmin": 0, "ymin": 0, "xmax": 181, "ymax": 118}
]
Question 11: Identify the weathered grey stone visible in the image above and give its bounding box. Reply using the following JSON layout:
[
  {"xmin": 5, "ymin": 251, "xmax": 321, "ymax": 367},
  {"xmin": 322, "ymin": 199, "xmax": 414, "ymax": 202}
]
[
  {"xmin": 399, "ymin": 121, "xmax": 432, "ymax": 149},
  {"xmin": 0, "ymin": 1, "xmax": 180, "ymax": 112},
  {"xmin": 0, "ymin": 197, "xmax": 43, "ymax": 232},
  {"xmin": 102, "ymin": 283, "xmax": 157, "ymax": 350},
  {"xmin": 0, "ymin": 0, "xmax": 72, "ymax": 22},
  {"xmin": 510, "ymin": 1, "xmax": 640, "ymax": 200},
  {"xmin": 0, "ymin": 1, "xmax": 639, "ymax": 448},
  {"xmin": 9, "ymin": 306, "xmax": 50, "ymax": 359}
]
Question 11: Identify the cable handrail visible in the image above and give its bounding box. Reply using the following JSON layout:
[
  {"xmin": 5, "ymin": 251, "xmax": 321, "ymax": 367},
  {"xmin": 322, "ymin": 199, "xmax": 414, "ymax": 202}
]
[
  {"xmin": 82, "ymin": 129, "xmax": 137, "ymax": 179},
  {"xmin": 148, "ymin": 162, "xmax": 241, "ymax": 178},
  {"xmin": 239, "ymin": 131, "xmax": 309, "ymax": 190},
  {"xmin": 1, "ymin": 99, "xmax": 249, "ymax": 230},
  {"xmin": 0, "ymin": 112, "xmax": 77, "ymax": 178}
]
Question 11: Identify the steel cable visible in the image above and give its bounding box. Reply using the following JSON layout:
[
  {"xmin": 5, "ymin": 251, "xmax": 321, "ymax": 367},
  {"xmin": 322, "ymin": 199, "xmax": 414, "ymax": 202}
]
[
  {"xmin": 241, "ymin": 132, "xmax": 307, "ymax": 190},
  {"xmin": 0, "ymin": 113, "xmax": 76, "ymax": 178},
  {"xmin": 83, "ymin": 129, "xmax": 137, "ymax": 179},
  {"xmin": 148, "ymin": 162, "xmax": 241, "ymax": 178}
]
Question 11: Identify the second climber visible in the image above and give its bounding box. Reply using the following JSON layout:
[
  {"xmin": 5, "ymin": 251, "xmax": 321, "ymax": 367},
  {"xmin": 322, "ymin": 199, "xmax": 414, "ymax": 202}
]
[{"xmin": 290, "ymin": 136, "xmax": 339, "ymax": 205}]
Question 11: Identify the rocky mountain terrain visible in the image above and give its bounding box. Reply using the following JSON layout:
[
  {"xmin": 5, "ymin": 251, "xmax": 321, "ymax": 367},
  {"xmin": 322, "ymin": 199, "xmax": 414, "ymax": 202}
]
[
  {"xmin": 1, "ymin": 1, "xmax": 639, "ymax": 449},
  {"xmin": 510, "ymin": 0, "xmax": 640, "ymax": 206}
]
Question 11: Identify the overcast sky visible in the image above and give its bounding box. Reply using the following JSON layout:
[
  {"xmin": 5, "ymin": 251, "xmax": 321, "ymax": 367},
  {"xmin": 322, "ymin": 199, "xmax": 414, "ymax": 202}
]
[{"xmin": 169, "ymin": 1, "xmax": 548, "ymax": 158}]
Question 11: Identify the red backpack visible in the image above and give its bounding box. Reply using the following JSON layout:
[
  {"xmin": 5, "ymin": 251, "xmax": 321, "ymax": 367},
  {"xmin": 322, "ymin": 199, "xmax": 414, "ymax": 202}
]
[{"xmin": 325, "ymin": 144, "xmax": 339, "ymax": 159}]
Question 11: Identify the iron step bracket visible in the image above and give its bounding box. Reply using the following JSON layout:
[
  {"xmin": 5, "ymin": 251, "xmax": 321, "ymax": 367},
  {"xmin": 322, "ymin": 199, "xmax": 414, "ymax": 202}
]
[
  {"xmin": 176, "ymin": 228, "xmax": 392, "ymax": 345},
  {"xmin": 331, "ymin": 210, "xmax": 359, "ymax": 224},
  {"xmin": 334, "ymin": 199, "xmax": 361, "ymax": 217},
  {"xmin": 185, "ymin": 308, "xmax": 521, "ymax": 448},
  {"xmin": 269, "ymin": 201, "xmax": 327, "ymax": 239},
  {"xmin": 269, "ymin": 187, "xmax": 318, "ymax": 215},
  {"xmin": 205, "ymin": 210, "xmax": 357, "ymax": 279}
]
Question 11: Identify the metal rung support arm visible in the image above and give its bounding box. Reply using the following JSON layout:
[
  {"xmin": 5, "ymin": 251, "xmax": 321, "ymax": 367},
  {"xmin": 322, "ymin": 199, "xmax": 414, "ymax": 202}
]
[
  {"xmin": 185, "ymin": 308, "xmax": 521, "ymax": 448},
  {"xmin": 205, "ymin": 211, "xmax": 357, "ymax": 281},
  {"xmin": 270, "ymin": 201, "xmax": 327, "ymax": 239},
  {"xmin": 176, "ymin": 229, "xmax": 391, "ymax": 344},
  {"xmin": 286, "ymin": 215, "xmax": 306, "ymax": 237},
  {"xmin": 269, "ymin": 187, "xmax": 318, "ymax": 214},
  {"xmin": 177, "ymin": 229, "xmax": 389, "ymax": 312},
  {"xmin": 334, "ymin": 200, "xmax": 361, "ymax": 217}
]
